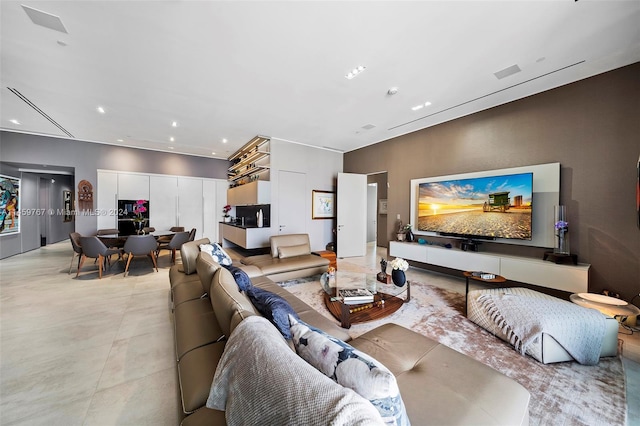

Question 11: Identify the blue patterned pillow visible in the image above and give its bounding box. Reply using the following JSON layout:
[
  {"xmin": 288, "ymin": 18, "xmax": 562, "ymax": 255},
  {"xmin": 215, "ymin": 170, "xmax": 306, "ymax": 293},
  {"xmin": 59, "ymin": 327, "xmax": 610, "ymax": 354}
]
[
  {"xmin": 223, "ymin": 265, "xmax": 252, "ymax": 292},
  {"xmin": 289, "ymin": 315, "xmax": 410, "ymax": 426},
  {"xmin": 247, "ymin": 287, "xmax": 299, "ymax": 339},
  {"xmin": 199, "ymin": 243, "xmax": 232, "ymax": 266}
]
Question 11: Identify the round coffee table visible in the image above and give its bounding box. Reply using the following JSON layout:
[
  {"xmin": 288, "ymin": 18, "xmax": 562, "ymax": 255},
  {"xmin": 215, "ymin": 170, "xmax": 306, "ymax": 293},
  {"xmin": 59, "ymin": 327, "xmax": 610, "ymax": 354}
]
[{"xmin": 321, "ymin": 271, "xmax": 410, "ymax": 329}]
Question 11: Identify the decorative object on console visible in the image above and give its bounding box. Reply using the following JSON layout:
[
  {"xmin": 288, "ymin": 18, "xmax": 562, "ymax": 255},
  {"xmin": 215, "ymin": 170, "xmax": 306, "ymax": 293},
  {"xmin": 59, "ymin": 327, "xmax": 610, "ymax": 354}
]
[
  {"xmin": 396, "ymin": 220, "xmax": 406, "ymax": 241},
  {"xmin": 554, "ymin": 205, "xmax": 569, "ymax": 255},
  {"xmin": 377, "ymin": 257, "xmax": 388, "ymax": 283},
  {"xmin": 404, "ymin": 224, "xmax": 415, "ymax": 242},
  {"xmin": 390, "ymin": 257, "xmax": 408, "ymax": 287},
  {"xmin": 257, "ymin": 208, "xmax": 263, "ymax": 227}
]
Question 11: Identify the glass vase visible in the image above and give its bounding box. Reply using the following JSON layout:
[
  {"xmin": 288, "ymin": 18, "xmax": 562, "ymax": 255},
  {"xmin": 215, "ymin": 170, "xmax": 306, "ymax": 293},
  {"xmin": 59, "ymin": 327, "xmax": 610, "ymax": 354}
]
[{"xmin": 554, "ymin": 205, "xmax": 570, "ymax": 255}]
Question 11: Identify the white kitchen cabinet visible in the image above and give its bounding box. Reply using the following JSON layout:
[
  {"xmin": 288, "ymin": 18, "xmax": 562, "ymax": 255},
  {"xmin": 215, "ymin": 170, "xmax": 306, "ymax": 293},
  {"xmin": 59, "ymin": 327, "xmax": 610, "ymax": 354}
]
[
  {"xmin": 117, "ymin": 173, "xmax": 150, "ymax": 200},
  {"xmin": 178, "ymin": 177, "xmax": 203, "ymax": 239},
  {"xmin": 97, "ymin": 170, "xmax": 118, "ymax": 230},
  {"xmin": 150, "ymin": 175, "xmax": 178, "ymax": 231}
]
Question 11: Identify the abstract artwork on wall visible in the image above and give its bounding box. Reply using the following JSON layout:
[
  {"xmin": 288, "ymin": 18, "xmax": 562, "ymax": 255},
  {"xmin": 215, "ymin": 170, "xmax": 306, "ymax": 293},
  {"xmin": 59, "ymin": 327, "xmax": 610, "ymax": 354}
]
[
  {"xmin": 312, "ymin": 190, "xmax": 335, "ymax": 219},
  {"xmin": 0, "ymin": 174, "xmax": 20, "ymax": 236}
]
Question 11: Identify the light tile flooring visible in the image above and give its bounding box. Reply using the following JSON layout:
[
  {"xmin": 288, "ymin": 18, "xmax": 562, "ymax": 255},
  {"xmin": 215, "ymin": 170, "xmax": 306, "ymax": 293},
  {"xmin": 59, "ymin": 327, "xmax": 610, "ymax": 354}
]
[{"xmin": 0, "ymin": 241, "xmax": 638, "ymax": 425}]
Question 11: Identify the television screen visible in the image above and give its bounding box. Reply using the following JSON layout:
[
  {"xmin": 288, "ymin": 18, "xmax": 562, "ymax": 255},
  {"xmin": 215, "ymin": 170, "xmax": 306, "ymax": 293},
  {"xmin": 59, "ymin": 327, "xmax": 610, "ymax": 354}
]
[{"xmin": 417, "ymin": 172, "xmax": 533, "ymax": 240}]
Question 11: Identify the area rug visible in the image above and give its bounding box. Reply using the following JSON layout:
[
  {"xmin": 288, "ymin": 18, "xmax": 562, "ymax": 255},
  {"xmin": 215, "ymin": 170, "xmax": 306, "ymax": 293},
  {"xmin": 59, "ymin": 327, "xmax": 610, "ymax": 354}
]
[{"xmin": 278, "ymin": 276, "xmax": 627, "ymax": 426}]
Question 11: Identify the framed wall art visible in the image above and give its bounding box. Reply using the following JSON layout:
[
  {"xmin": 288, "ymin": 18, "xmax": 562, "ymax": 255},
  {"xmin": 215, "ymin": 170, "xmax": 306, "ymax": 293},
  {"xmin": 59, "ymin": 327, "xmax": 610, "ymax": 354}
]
[
  {"xmin": 312, "ymin": 190, "xmax": 335, "ymax": 219},
  {"xmin": 63, "ymin": 190, "xmax": 73, "ymax": 222},
  {"xmin": 379, "ymin": 199, "xmax": 388, "ymax": 215},
  {"xmin": 0, "ymin": 174, "xmax": 21, "ymax": 236}
]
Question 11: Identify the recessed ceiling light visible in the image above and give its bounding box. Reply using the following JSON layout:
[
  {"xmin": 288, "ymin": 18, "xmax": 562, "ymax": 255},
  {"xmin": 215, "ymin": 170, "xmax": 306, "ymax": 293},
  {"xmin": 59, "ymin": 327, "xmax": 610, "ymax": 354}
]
[
  {"xmin": 345, "ymin": 65, "xmax": 366, "ymax": 80},
  {"xmin": 424, "ymin": 101, "xmax": 432, "ymax": 107},
  {"xmin": 169, "ymin": 146, "xmax": 174, "ymax": 150},
  {"xmin": 96, "ymin": 106, "xmax": 105, "ymax": 114},
  {"xmin": 212, "ymin": 152, "xmax": 216, "ymax": 155},
  {"xmin": 9, "ymin": 119, "xmax": 20, "ymax": 125},
  {"xmin": 169, "ymin": 137, "xmax": 175, "ymax": 142},
  {"xmin": 222, "ymin": 138, "xmax": 228, "ymax": 143},
  {"xmin": 172, "ymin": 121, "xmax": 178, "ymax": 127},
  {"xmin": 117, "ymin": 139, "xmax": 123, "ymax": 142},
  {"xmin": 411, "ymin": 104, "xmax": 424, "ymax": 111}
]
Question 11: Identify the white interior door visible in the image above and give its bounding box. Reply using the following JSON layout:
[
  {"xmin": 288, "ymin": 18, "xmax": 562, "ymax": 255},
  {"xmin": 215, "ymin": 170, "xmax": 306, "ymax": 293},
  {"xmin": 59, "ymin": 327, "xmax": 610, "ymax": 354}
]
[
  {"xmin": 337, "ymin": 172, "xmax": 367, "ymax": 258},
  {"xmin": 367, "ymin": 183, "xmax": 377, "ymax": 243},
  {"xmin": 278, "ymin": 170, "xmax": 306, "ymax": 235}
]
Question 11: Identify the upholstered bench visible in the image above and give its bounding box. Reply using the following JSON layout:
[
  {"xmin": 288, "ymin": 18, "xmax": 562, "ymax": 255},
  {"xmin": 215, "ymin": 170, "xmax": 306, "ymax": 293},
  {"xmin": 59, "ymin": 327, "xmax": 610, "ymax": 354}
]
[{"xmin": 467, "ymin": 287, "xmax": 619, "ymax": 364}]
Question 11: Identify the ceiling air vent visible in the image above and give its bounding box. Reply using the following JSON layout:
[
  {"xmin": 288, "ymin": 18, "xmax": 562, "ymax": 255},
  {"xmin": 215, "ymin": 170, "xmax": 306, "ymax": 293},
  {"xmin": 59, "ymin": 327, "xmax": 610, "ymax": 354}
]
[
  {"xmin": 494, "ymin": 64, "xmax": 521, "ymax": 80},
  {"xmin": 21, "ymin": 5, "xmax": 68, "ymax": 33}
]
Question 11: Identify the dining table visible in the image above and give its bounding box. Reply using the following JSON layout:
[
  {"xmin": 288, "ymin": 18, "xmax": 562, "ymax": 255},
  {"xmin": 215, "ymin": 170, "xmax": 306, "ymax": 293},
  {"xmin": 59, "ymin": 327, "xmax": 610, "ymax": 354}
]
[{"xmin": 97, "ymin": 231, "xmax": 175, "ymax": 248}]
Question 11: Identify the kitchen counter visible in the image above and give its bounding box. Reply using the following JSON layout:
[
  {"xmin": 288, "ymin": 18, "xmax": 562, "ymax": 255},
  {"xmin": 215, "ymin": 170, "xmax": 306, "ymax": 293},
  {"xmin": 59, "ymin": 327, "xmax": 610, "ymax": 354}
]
[
  {"xmin": 220, "ymin": 222, "xmax": 270, "ymax": 229},
  {"xmin": 219, "ymin": 222, "xmax": 272, "ymax": 249}
]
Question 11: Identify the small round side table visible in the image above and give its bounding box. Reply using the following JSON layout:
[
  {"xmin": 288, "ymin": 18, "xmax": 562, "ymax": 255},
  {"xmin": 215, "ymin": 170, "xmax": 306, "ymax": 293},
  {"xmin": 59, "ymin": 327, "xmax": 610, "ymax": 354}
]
[{"xmin": 570, "ymin": 293, "xmax": 640, "ymax": 322}]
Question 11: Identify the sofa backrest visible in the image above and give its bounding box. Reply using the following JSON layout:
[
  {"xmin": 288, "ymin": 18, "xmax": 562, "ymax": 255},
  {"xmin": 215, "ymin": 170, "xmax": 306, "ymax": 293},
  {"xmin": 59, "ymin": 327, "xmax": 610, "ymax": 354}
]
[
  {"xmin": 270, "ymin": 234, "xmax": 311, "ymax": 258},
  {"xmin": 180, "ymin": 237, "xmax": 210, "ymax": 274},
  {"xmin": 210, "ymin": 267, "xmax": 257, "ymax": 337},
  {"xmin": 196, "ymin": 252, "xmax": 221, "ymax": 295}
]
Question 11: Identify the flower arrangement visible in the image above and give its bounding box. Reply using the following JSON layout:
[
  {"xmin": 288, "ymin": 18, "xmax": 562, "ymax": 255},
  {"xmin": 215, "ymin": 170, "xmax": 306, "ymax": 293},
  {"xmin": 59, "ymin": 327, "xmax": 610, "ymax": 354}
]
[
  {"xmin": 555, "ymin": 220, "xmax": 568, "ymax": 235},
  {"xmin": 132, "ymin": 200, "xmax": 147, "ymax": 223},
  {"xmin": 222, "ymin": 205, "xmax": 232, "ymax": 217},
  {"xmin": 389, "ymin": 257, "xmax": 409, "ymax": 272}
]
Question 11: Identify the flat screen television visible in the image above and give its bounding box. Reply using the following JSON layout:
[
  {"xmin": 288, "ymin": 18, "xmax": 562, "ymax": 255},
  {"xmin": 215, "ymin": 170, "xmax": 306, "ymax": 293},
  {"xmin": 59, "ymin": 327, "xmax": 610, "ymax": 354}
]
[{"xmin": 416, "ymin": 172, "xmax": 533, "ymax": 241}]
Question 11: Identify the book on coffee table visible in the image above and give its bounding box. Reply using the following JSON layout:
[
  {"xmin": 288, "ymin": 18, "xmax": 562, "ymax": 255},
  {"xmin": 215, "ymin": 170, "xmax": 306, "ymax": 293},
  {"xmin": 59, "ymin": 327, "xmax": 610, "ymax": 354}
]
[{"xmin": 339, "ymin": 288, "xmax": 374, "ymax": 305}]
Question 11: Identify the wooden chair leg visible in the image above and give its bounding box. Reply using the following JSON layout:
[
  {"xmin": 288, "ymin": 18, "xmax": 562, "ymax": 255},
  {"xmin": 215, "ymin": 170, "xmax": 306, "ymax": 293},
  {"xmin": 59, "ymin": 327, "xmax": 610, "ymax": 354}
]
[
  {"xmin": 171, "ymin": 249, "xmax": 176, "ymax": 264},
  {"xmin": 124, "ymin": 254, "xmax": 133, "ymax": 277},
  {"xmin": 76, "ymin": 255, "xmax": 86, "ymax": 277},
  {"xmin": 149, "ymin": 251, "xmax": 158, "ymax": 272},
  {"xmin": 69, "ymin": 253, "xmax": 76, "ymax": 274},
  {"xmin": 98, "ymin": 254, "xmax": 104, "ymax": 279}
]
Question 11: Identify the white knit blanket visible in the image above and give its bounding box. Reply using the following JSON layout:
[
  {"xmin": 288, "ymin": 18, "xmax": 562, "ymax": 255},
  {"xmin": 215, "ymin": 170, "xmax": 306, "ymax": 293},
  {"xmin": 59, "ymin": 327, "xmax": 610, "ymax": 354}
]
[{"xmin": 477, "ymin": 292, "xmax": 606, "ymax": 365}]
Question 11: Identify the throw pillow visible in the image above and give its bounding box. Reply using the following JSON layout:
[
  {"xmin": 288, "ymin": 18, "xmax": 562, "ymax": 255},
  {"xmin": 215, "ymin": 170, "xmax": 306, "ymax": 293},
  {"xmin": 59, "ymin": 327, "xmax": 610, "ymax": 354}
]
[
  {"xmin": 206, "ymin": 316, "xmax": 385, "ymax": 425},
  {"xmin": 289, "ymin": 315, "xmax": 410, "ymax": 426},
  {"xmin": 223, "ymin": 264, "xmax": 252, "ymax": 292},
  {"xmin": 200, "ymin": 243, "xmax": 232, "ymax": 266},
  {"xmin": 247, "ymin": 287, "xmax": 299, "ymax": 339},
  {"xmin": 278, "ymin": 243, "xmax": 310, "ymax": 259}
]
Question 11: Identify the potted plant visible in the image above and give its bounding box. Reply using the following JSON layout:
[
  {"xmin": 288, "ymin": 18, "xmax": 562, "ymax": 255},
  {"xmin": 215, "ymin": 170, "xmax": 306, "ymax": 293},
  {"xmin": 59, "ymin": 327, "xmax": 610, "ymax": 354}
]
[
  {"xmin": 132, "ymin": 199, "xmax": 148, "ymax": 234},
  {"xmin": 223, "ymin": 204, "xmax": 232, "ymax": 222}
]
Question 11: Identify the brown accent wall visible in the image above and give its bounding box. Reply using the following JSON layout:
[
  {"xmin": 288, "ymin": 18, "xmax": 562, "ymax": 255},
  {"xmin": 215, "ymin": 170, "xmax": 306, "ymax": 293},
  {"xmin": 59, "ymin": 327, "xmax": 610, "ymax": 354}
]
[{"xmin": 344, "ymin": 62, "xmax": 640, "ymax": 300}]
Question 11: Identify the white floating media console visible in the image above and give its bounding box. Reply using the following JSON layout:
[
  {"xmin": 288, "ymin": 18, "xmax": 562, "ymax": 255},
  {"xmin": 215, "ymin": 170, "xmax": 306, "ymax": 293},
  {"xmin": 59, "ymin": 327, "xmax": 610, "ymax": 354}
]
[{"xmin": 389, "ymin": 241, "xmax": 589, "ymax": 294}]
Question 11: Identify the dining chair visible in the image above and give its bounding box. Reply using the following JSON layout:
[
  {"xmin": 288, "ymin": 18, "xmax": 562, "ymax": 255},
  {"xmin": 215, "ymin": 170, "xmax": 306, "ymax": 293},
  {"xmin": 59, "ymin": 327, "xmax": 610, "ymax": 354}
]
[
  {"xmin": 123, "ymin": 234, "xmax": 159, "ymax": 276},
  {"xmin": 156, "ymin": 231, "xmax": 190, "ymax": 264},
  {"xmin": 77, "ymin": 236, "xmax": 123, "ymax": 279},
  {"xmin": 188, "ymin": 228, "xmax": 196, "ymax": 241},
  {"xmin": 157, "ymin": 226, "xmax": 185, "ymax": 243},
  {"xmin": 68, "ymin": 232, "xmax": 83, "ymax": 274}
]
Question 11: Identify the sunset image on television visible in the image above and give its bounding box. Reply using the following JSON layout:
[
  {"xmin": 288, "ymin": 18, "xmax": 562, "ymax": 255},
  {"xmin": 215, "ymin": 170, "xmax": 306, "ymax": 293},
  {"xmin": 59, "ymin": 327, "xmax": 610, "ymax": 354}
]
[{"xmin": 418, "ymin": 172, "xmax": 533, "ymax": 240}]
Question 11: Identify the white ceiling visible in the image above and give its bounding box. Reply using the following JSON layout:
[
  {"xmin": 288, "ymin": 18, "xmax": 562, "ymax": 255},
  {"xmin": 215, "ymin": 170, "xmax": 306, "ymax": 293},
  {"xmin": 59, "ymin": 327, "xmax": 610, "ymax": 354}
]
[{"xmin": 2, "ymin": 1, "xmax": 639, "ymax": 159}]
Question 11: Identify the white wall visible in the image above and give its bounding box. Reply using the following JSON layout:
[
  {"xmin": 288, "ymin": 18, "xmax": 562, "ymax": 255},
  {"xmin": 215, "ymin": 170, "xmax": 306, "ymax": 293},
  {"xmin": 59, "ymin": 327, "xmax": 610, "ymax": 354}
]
[{"xmin": 270, "ymin": 139, "xmax": 343, "ymax": 252}]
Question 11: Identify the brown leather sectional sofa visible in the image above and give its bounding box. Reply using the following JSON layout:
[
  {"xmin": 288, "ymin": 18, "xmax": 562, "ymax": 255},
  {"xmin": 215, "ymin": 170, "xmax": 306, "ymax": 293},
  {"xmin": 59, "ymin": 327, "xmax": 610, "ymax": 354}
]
[{"xmin": 171, "ymin": 236, "xmax": 531, "ymax": 425}]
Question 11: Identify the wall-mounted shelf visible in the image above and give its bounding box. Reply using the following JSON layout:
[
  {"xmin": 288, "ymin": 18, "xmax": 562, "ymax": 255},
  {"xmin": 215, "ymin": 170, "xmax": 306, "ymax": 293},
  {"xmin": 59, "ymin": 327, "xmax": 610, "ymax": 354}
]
[{"xmin": 228, "ymin": 136, "xmax": 270, "ymax": 186}]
